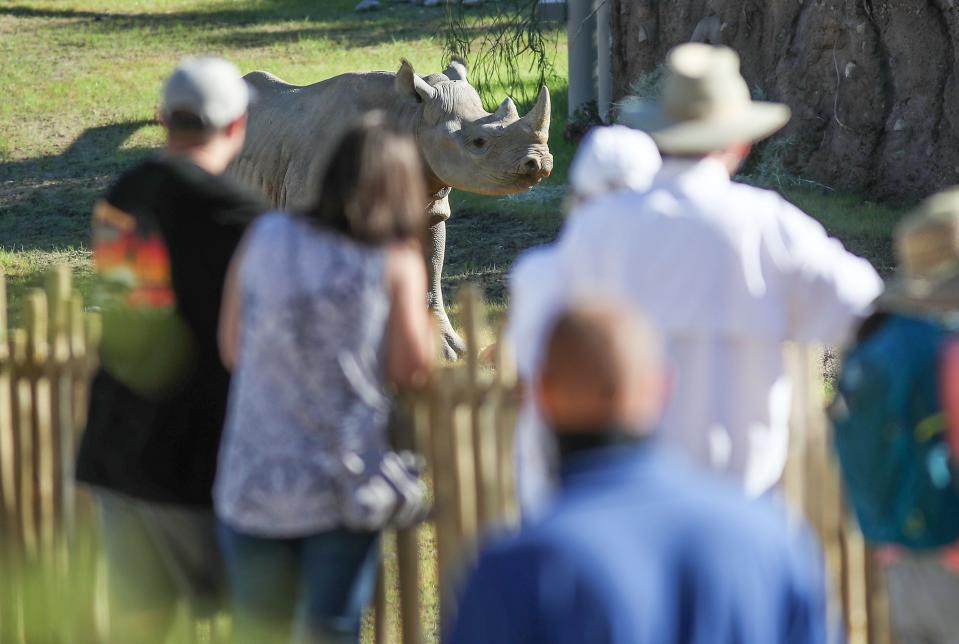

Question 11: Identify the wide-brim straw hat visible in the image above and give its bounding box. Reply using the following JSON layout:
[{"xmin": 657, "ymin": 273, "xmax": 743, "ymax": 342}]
[
  {"xmin": 879, "ymin": 188, "xmax": 959, "ymax": 315},
  {"xmin": 618, "ymin": 44, "xmax": 791, "ymax": 155}
]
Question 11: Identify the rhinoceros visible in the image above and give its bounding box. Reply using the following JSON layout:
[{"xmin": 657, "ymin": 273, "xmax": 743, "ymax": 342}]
[{"xmin": 227, "ymin": 58, "xmax": 553, "ymax": 359}]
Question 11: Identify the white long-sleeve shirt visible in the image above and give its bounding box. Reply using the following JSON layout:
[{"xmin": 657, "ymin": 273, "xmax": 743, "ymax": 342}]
[
  {"xmin": 512, "ymin": 158, "xmax": 883, "ymax": 498},
  {"xmin": 507, "ymin": 247, "xmax": 566, "ymax": 515}
]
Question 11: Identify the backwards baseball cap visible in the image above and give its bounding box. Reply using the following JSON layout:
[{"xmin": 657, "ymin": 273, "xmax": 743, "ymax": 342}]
[
  {"xmin": 570, "ymin": 125, "xmax": 663, "ymax": 200},
  {"xmin": 160, "ymin": 57, "xmax": 250, "ymax": 131}
]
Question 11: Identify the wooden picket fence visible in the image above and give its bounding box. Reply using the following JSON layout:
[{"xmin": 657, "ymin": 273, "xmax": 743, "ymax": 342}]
[
  {"xmin": 0, "ymin": 269, "xmax": 892, "ymax": 643},
  {"xmin": 783, "ymin": 345, "xmax": 893, "ymax": 644},
  {"xmin": 372, "ymin": 286, "xmax": 521, "ymax": 643},
  {"xmin": 373, "ymin": 293, "xmax": 895, "ymax": 642},
  {"xmin": 0, "ymin": 266, "xmax": 102, "ymax": 643}
]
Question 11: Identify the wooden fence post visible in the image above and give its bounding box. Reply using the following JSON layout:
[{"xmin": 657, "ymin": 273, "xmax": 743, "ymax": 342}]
[
  {"xmin": 0, "ymin": 273, "xmax": 17, "ymax": 643},
  {"xmin": 493, "ymin": 329, "xmax": 518, "ymax": 523},
  {"xmin": 373, "ymin": 553, "xmax": 390, "ymax": 644},
  {"xmin": 785, "ymin": 343, "xmax": 897, "ymax": 643},
  {"xmin": 428, "ymin": 369, "xmax": 458, "ymax": 626},
  {"xmin": 0, "ymin": 266, "xmax": 101, "ymax": 643}
]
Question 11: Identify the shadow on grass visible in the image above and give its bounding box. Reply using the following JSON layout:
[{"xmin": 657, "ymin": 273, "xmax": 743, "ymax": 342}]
[
  {"xmin": 206, "ymin": 21, "xmax": 440, "ymax": 51},
  {"xmin": 1, "ymin": 2, "xmax": 447, "ymax": 51},
  {"xmin": 0, "ymin": 2, "xmax": 343, "ymax": 25},
  {"xmin": 0, "ymin": 120, "xmax": 153, "ymax": 250}
]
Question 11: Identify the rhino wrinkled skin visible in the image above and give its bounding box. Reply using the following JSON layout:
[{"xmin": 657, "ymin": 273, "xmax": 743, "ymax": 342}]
[{"xmin": 228, "ymin": 58, "xmax": 553, "ymax": 359}]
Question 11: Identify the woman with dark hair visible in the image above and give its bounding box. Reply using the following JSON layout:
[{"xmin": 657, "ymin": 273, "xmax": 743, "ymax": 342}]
[{"xmin": 213, "ymin": 114, "xmax": 434, "ymax": 643}]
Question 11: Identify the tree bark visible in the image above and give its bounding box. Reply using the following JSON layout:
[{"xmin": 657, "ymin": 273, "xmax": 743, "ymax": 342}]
[{"xmin": 611, "ymin": 0, "xmax": 959, "ymax": 200}]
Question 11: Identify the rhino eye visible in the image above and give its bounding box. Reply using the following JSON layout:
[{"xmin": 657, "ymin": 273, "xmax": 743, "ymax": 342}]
[{"xmin": 471, "ymin": 137, "xmax": 487, "ymax": 149}]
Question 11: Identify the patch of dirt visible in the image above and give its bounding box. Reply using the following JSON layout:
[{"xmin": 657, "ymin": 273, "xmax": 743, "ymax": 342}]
[{"xmin": 611, "ymin": 0, "xmax": 959, "ymax": 201}]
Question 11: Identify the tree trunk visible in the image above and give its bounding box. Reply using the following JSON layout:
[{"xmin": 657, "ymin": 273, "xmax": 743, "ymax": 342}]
[{"xmin": 611, "ymin": 0, "xmax": 959, "ymax": 200}]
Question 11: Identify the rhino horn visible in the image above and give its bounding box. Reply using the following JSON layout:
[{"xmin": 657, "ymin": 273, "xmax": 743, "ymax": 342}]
[
  {"xmin": 521, "ymin": 86, "xmax": 551, "ymax": 138},
  {"xmin": 443, "ymin": 56, "xmax": 468, "ymax": 82},
  {"xmin": 493, "ymin": 97, "xmax": 520, "ymax": 123},
  {"xmin": 395, "ymin": 59, "xmax": 437, "ymax": 103}
]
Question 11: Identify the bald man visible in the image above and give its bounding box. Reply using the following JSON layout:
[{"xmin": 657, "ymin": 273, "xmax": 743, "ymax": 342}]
[{"xmin": 447, "ymin": 303, "xmax": 830, "ymax": 644}]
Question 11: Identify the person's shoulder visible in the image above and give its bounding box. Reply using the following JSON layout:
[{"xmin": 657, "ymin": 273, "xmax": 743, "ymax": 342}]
[
  {"xmin": 679, "ymin": 478, "xmax": 815, "ymax": 563},
  {"xmin": 111, "ymin": 155, "xmax": 163, "ymax": 183},
  {"xmin": 597, "ymin": 451, "xmax": 802, "ymax": 555},
  {"xmin": 511, "ymin": 245, "xmax": 559, "ymax": 283},
  {"xmin": 210, "ymin": 166, "xmax": 267, "ymax": 205},
  {"xmin": 158, "ymin": 156, "xmax": 263, "ymax": 208},
  {"xmin": 574, "ymin": 189, "xmax": 648, "ymax": 221},
  {"xmin": 108, "ymin": 156, "xmax": 206, "ymax": 203},
  {"xmin": 248, "ymin": 210, "xmax": 292, "ymax": 238},
  {"xmin": 560, "ymin": 190, "xmax": 652, "ymax": 245},
  {"xmin": 726, "ymin": 180, "xmax": 836, "ymax": 246},
  {"xmin": 103, "ymin": 155, "xmax": 168, "ymax": 207},
  {"xmin": 727, "ymin": 180, "xmax": 820, "ymax": 223},
  {"xmin": 716, "ymin": 179, "xmax": 793, "ymax": 220},
  {"xmin": 385, "ymin": 239, "xmax": 424, "ymax": 276},
  {"xmin": 474, "ymin": 520, "xmax": 585, "ymax": 580}
]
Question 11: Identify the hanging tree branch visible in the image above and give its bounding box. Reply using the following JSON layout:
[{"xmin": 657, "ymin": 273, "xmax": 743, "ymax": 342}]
[{"xmin": 443, "ymin": 1, "xmax": 556, "ymax": 111}]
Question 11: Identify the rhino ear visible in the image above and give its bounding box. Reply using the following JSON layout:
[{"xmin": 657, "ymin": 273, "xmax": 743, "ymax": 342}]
[
  {"xmin": 443, "ymin": 56, "xmax": 468, "ymax": 82},
  {"xmin": 493, "ymin": 97, "xmax": 520, "ymax": 122},
  {"xmin": 396, "ymin": 59, "xmax": 437, "ymax": 104}
]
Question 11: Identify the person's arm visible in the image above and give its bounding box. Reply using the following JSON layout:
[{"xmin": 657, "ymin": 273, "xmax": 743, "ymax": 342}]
[
  {"xmin": 774, "ymin": 199, "xmax": 884, "ymax": 345},
  {"xmin": 385, "ymin": 242, "xmax": 434, "ymax": 388},
  {"xmin": 218, "ymin": 239, "xmax": 249, "ymax": 371}
]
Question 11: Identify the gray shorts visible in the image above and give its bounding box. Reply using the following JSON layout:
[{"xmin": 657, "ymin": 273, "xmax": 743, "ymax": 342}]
[
  {"xmin": 95, "ymin": 489, "xmax": 225, "ymax": 617},
  {"xmin": 886, "ymin": 552, "xmax": 959, "ymax": 644}
]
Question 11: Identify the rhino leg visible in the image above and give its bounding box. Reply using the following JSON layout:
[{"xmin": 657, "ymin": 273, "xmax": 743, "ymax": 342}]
[{"xmin": 428, "ymin": 219, "xmax": 465, "ymax": 360}]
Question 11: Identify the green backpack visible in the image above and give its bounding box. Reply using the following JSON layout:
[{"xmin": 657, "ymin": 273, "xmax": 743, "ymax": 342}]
[{"xmin": 830, "ymin": 314, "xmax": 959, "ymax": 549}]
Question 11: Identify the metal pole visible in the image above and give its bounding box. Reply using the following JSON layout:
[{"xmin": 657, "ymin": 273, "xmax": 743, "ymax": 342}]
[
  {"xmin": 595, "ymin": 0, "xmax": 612, "ymax": 121},
  {"xmin": 567, "ymin": 0, "xmax": 597, "ymax": 117}
]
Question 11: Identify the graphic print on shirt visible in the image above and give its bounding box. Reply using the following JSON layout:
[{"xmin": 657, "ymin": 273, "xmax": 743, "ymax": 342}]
[
  {"xmin": 93, "ymin": 199, "xmax": 174, "ymax": 310},
  {"xmin": 93, "ymin": 199, "xmax": 193, "ymax": 396}
]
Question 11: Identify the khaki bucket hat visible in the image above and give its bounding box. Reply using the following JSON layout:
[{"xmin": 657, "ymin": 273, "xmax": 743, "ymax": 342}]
[
  {"xmin": 879, "ymin": 188, "xmax": 959, "ymax": 315},
  {"xmin": 618, "ymin": 43, "xmax": 791, "ymax": 155}
]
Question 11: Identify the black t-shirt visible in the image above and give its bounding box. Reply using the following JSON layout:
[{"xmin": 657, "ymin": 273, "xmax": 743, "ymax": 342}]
[{"xmin": 76, "ymin": 155, "xmax": 265, "ymax": 506}]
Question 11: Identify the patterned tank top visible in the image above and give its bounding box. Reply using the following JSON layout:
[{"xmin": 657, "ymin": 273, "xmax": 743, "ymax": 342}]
[{"xmin": 214, "ymin": 212, "xmax": 391, "ymax": 537}]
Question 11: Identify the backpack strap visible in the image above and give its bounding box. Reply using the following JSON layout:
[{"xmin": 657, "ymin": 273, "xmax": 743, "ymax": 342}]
[{"xmin": 941, "ymin": 336, "xmax": 959, "ymax": 460}]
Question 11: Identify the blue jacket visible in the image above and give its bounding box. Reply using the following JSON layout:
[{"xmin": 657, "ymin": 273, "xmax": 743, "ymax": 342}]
[{"xmin": 446, "ymin": 443, "xmax": 829, "ymax": 644}]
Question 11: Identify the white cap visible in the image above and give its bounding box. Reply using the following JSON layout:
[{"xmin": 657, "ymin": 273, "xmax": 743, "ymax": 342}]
[
  {"xmin": 569, "ymin": 125, "xmax": 663, "ymax": 201},
  {"xmin": 160, "ymin": 57, "xmax": 250, "ymax": 130}
]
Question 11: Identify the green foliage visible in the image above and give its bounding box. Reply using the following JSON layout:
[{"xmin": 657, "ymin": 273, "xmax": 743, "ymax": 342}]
[{"xmin": 442, "ymin": 0, "xmax": 560, "ymax": 111}]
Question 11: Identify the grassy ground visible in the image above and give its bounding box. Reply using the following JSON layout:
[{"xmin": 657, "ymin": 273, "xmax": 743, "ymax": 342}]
[
  {"xmin": 0, "ymin": 0, "xmax": 575, "ymax": 320},
  {"xmin": 0, "ymin": 0, "xmax": 903, "ymax": 320}
]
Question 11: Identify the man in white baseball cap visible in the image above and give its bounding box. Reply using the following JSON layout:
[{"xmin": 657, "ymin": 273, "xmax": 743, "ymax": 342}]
[
  {"xmin": 159, "ymin": 56, "xmax": 251, "ymax": 167},
  {"xmin": 77, "ymin": 56, "xmax": 264, "ymax": 643},
  {"xmin": 161, "ymin": 57, "xmax": 250, "ymax": 128},
  {"xmin": 568, "ymin": 125, "xmax": 663, "ymax": 203}
]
